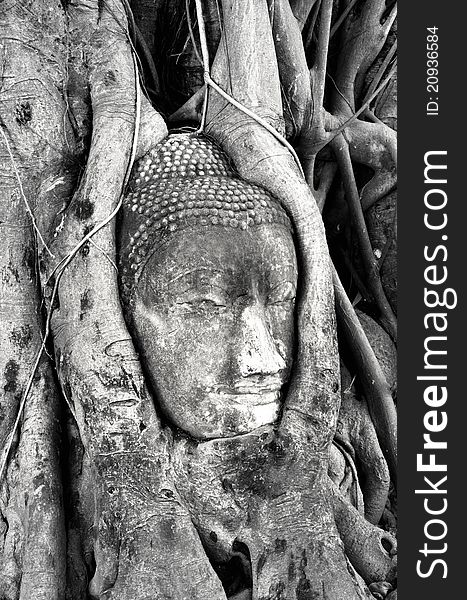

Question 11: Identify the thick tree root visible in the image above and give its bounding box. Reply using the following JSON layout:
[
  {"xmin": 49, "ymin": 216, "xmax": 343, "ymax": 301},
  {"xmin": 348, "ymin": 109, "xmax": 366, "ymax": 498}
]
[
  {"xmin": 333, "ymin": 271, "xmax": 397, "ymax": 484},
  {"xmin": 335, "ymin": 309, "xmax": 395, "ymax": 524},
  {"xmin": 332, "ymin": 483, "xmax": 397, "ymax": 585},
  {"xmin": 0, "ymin": 3, "xmax": 70, "ymax": 597},
  {"xmin": 173, "ymin": 430, "xmax": 373, "ymax": 600}
]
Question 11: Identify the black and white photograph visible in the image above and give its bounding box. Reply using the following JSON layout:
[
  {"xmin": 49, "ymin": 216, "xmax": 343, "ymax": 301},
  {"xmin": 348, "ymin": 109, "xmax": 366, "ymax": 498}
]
[{"xmin": 0, "ymin": 1, "xmax": 459, "ymax": 599}]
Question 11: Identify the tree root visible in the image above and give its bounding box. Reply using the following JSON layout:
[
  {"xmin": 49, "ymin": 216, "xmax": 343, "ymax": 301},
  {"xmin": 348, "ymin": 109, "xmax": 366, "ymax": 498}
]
[
  {"xmin": 37, "ymin": 2, "xmax": 222, "ymax": 597},
  {"xmin": 337, "ymin": 349, "xmax": 392, "ymax": 524},
  {"xmin": 267, "ymin": 0, "xmax": 313, "ymax": 140},
  {"xmin": 289, "ymin": 0, "xmax": 319, "ymax": 31},
  {"xmin": 331, "ymin": 134, "xmax": 397, "ymax": 341},
  {"xmin": 0, "ymin": 3, "xmax": 70, "ymax": 597},
  {"xmin": 333, "ymin": 270, "xmax": 397, "ymax": 484},
  {"xmin": 331, "ymin": 483, "xmax": 397, "ymax": 585},
  {"xmin": 15, "ymin": 361, "xmax": 65, "ymax": 600}
]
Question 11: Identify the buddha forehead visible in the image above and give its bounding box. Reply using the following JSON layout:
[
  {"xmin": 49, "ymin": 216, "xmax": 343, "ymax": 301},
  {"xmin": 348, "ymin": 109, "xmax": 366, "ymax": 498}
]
[{"xmin": 138, "ymin": 222, "xmax": 297, "ymax": 302}]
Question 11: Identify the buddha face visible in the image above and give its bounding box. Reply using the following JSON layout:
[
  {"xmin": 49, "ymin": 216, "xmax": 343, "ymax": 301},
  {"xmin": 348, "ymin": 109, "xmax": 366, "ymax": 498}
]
[{"xmin": 130, "ymin": 223, "xmax": 297, "ymax": 439}]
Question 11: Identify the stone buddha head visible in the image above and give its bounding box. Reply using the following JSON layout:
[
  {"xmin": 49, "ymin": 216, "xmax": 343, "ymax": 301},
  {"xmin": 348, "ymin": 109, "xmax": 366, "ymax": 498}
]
[{"xmin": 118, "ymin": 134, "xmax": 297, "ymax": 439}]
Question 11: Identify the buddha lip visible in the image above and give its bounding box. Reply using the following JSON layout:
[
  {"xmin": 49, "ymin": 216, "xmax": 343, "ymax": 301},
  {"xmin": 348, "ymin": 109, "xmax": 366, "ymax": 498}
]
[
  {"xmin": 209, "ymin": 388, "xmax": 281, "ymax": 405},
  {"xmin": 228, "ymin": 387, "xmax": 280, "ymax": 395},
  {"xmin": 213, "ymin": 381, "xmax": 282, "ymax": 394}
]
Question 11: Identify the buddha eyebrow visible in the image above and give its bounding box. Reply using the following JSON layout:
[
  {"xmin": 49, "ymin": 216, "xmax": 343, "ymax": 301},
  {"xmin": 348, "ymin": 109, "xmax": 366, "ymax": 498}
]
[
  {"xmin": 167, "ymin": 266, "xmax": 223, "ymax": 285},
  {"xmin": 268, "ymin": 280, "xmax": 297, "ymax": 295},
  {"xmin": 270, "ymin": 279, "xmax": 296, "ymax": 288}
]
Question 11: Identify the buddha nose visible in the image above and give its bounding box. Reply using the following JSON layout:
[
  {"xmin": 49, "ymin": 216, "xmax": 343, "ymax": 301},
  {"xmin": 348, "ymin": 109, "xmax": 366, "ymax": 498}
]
[{"xmin": 236, "ymin": 304, "xmax": 286, "ymax": 378}]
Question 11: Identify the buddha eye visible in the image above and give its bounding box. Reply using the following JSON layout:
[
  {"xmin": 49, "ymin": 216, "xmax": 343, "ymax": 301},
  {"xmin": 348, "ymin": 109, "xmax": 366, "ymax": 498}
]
[
  {"xmin": 175, "ymin": 296, "xmax": 227, "ymax": 314},
  {"xmin": 194, "ymin": 298, "xmax": 226, "ymax": 309},
  {"xmin": 267, "ymin": 281, "xmax": 296, "ymax": 305}
]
